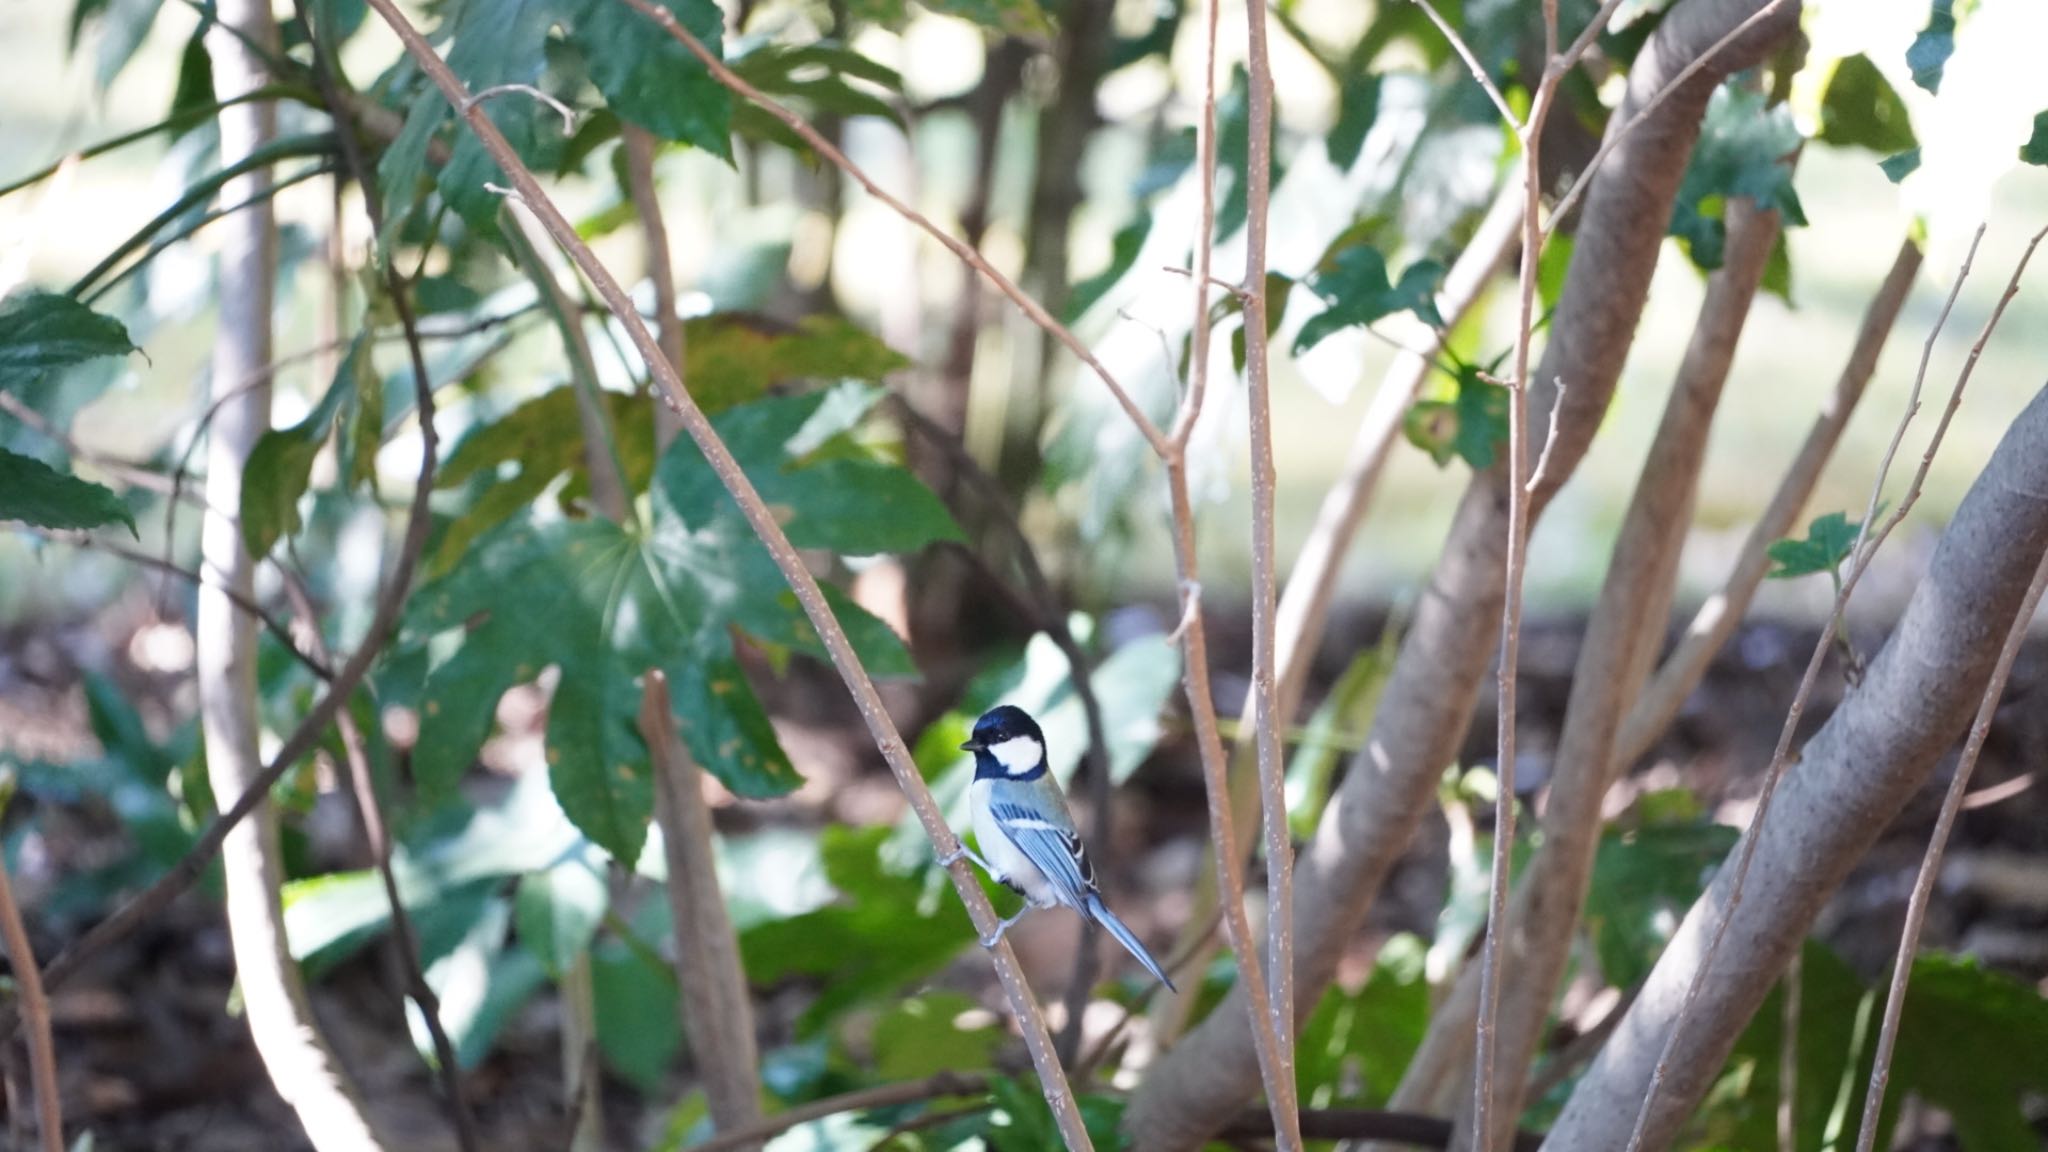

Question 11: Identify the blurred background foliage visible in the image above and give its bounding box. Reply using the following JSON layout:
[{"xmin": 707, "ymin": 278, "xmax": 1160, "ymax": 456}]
[{"xmin": 3, "ymin": 0, "xmax": 2048, "ymax": 1146}]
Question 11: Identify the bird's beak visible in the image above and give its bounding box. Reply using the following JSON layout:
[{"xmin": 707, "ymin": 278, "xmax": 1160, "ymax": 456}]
[{"xmin": 960, "ymin": 738, "xmax": 985, "ymax": 752}]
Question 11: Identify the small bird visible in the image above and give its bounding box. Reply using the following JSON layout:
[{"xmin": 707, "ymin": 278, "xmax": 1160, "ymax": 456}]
[{"xmin": 943, "ymin": 704, "xmax": 1176, "ymax": 992}]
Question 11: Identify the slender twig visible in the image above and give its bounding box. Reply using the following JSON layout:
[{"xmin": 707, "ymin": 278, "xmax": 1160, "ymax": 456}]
[
  {"xmin": 1238, "ymin": 0, "xmax": 1301, "ymax": 1141},
  {"xmin": 0, "ymin": 843, "xmax": 63, "ymax": 1152},
  {"xmin": 1523, "ymin": 380, "xmax": 1567, "ymax": 495},
  {"xmin": 1853, "ymin": 549, "xmax": 2048, "ymax": 1150},
  {"xmin": 358, "ymin": 2, "xmax": 1092, "ymax": 1143},
  {"xmin": 463, "ymin": 84, "xmax": 577, "ymax": 134},
  {"xmin": 31, "ymin": 530, "xmax": 331, "ymax": 680},
  {"xmin": 621, "ymin": 126, "xmax": 684, "ymax": 450},
  {"xmin": 642, "ymin": 672, "xmax": 763, "ymax": 1141},
  {"xmin": 1150, "ymin": 0, "xmax": 1298, "ymax": 1137},
  {"xmin": 0, "ymin": 391, "xmax": 213, "ymax": 508},
  {"xmin": 1625, "ymin": 222, "xmax": 2043, "ymax": 1152},
  {"xmin": 1470, "ymin": 6, "xmax": 1565, "ymax": 1146},
  {"xmin": 613, "ymin": 0, "xmax": 1161, "ymax": 456},
  {"xmin": 1410, "ymin": 0, "xmax": 1520, "ymax": 129}
]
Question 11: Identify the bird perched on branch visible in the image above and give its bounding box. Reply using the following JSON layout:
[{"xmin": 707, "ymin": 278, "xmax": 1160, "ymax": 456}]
[{"xmin": 943, "ymin": 704, "xmax": 1177, "ymax": 991}]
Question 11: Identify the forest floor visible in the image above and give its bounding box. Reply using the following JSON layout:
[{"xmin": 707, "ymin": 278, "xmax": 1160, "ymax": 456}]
[{"xmin": 4, "ymin": 599, "xmax": 2045, "ymax": 1151}]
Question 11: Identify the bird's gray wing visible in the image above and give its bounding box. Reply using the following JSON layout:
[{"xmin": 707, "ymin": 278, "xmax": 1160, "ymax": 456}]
[{"xmin": 988, "ymin": 788, "xmax": 1097, "ymax": 908}]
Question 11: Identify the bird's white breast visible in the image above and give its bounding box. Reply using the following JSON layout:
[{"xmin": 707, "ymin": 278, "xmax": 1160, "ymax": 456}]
[{"xmin": 970, "ymin": 778, "xmax": 1055, "ymax": 906}]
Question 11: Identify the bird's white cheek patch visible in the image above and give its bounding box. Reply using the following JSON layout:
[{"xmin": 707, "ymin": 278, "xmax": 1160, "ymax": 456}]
[{"xmin": 989, "ymin": 735, "xmax": 1044, "ymax": 774}]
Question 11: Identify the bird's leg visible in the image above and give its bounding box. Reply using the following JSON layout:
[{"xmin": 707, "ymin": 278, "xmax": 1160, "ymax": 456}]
[
  {"xmin": 939, "ymin": 841, "xmax": 996, "ymax": 876},
  {"xmin": 980, "ymin": 905, "xmax": 1034, "ymax": 950}
]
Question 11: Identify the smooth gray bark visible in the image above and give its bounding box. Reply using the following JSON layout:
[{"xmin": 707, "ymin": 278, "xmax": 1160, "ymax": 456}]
[{"xmin": 1544, "ymin": 381, "xmax": 2048, "ymax": 1151}]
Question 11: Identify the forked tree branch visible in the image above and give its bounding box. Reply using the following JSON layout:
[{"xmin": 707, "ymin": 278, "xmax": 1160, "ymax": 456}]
[
  {"xmin": 1852, "ymin": 547, "xmax": 2048, "ymax": 1152},
  {"xmin": 1613, "ymin": 219, "xmax": 2031, "ymax": 1139},
  {"xmin": 355, "ymin": 0, "xmax": 1093, "ymax": 1143},
  {"xmin": 1123, "ymin": 2, "xmax": 1798, "ymax": 1145},
  {"xmin": 1613, "ymin": 222, "xmax": 2044, "ymax": 1152},
  {"xmin": 1548, "ymin": 372, "xmax": 2048, "ymax": 1150}
]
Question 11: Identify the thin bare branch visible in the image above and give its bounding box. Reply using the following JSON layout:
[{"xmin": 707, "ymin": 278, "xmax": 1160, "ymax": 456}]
[
  {"xmin": 621, "ymin": 125, "xmax": 684, "ymax": 451},
  {"xmin": 1524, "ymin": 380, "xmax": 1567, "ymax": 495},
  {"xmin": 1410, "ymin": 0, "xmax": 1521, "ymax": 129},
  {"xmin": 643, "ymin": 673, "xmax": 764, "ymax": 1143},
  {"xmin": 1851, "ymin": 438, "xmax": 2048, "ymax": 1152},
  {"xmin": 462, "ymin": 83, "xmax": 577, "ymax": 134},
  {"xmin": 0, "ymin": 839, "xmax": 63, "ymax": 1152},
  {"xmin": 31, "ymin": 530, "xmax": 330, "ymax": 679},
  {"xmin": 613, "ymin": 0, "xmax": 1164, "ymax": 456},
  {"xmin": 357, "ymin": 2, "xmax": 1092, "ymax": 1142},
  {"xmin": 1471, "ymin": 8, "xmax": 1566, "ymax": 1143},
  {"xmin": 1239, "ymin": 0, "xmax": 1302, "ymax": 1142}
]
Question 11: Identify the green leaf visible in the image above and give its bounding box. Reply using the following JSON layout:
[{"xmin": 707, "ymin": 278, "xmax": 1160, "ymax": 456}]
[
  {"xmin": 435, "ymin": 0, "xmax": 569, "ymax": 237},
  {"xmin": 1298, "ymin": 935, "xmax": 1428, "ymax": 1108},
  {"xmin": 1893, "ymin": 955, "xmax": 2048, "ymax": 1150},
  {"xmin": 872, "ymin": 992, "xmax": 1003, "ymax": 1081},
  {"xmin": 1718, "ymin": 940, "xmax": 1884, "ymax": 1152},
  {"xmin": 742, "ymin": 825, "xmax": 975, "ymax": 1030},
  {"xmin": 1669, "ymin": 84, "xmax": 1805, "ymax": 271},
  {"xmin": 1402, "ymin": 364, "xmax": 1506, "ymax": 471},
  {"xmin": 1906, "ymin": 0, "xmax": 1955, "ymax": 95},
  {"xmin": 682, "ymin": 314, "xmax": 910, "ymax": 414},
  {"xmin": 1880, "ymin": 146, "xmax": 1922, "ymax": 183},
  {"xmin": 1766, "ymin": 510, "xmax": 1865, "ymax": 580},
  {"xmin": 412, "ymin": 389, "xmax": 935, "ymax": 859},
  {"xmin": 419, "ymin": 896, "xmax": 549, "ymax": 1069},
  {"xmin": 1585, "ymin": 808, "xmax": 1738, "ymax": 986},
  {"xmin": 514, "ymin": 856, "xmax": 609, "ymax": 977},
  {"xmin": 1286, "ymin": 631, "xmax": 1396, "ymax": 838},
  {"xmin": 1818, "ymin": 54, "xmax": 1918, "ymax": 155},
  {"xmin": 71, "ymin": 0, "xmax": 168, "ymax": 91},
  {"xmin": 732, "ymin": 44, "xmax": 906, "ymax": 133},
  {"xmin": 168, "ymin": 21, "xmax": 216, "ymax": 141},
  {"xmin": 569, "ymin": 0, "xmax": 732, "ymax": 158},
  {"xmin": 376, "ymin": 88, "xmax": 444, "ymax": 255},
  {"xmin": 0, "ymin": 449, "xmax": 136, "ymax": 537},
  {"xmin": 655, "ymin": 382, "xmax": 961, "ymax": 554},
  {"xmin": 592, "ymin": 941, "xmax": 682, "ymax": 1089},
  {"xmin": 240, "ymin": 357, "xmax": 356, "ymax": 559},
  {"xmin": 2020, "ymin": 111, "xmax": 2048, "ymax": 167},
  {"xmin": 1065, "ymin": 210, "xmax": 1152, "ymax": 323},
  {"xmin": 0, "ymin": 292, "xmax": 137, "ymax": 393},
  {"xmin": 1294, "ymin": 237, "xmax": 1446, "ymax": 354},
  {"xmin": 850, "ymin": 0, "xmax": 1050, "ymax": 36},
  {"xmin": 1326, "ymin": 74, "xmax": 1383, "ymax": 170}
]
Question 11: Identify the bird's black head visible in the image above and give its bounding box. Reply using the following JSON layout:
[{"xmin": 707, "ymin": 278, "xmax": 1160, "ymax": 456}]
[{"xmin": 962, "ymin": 705, "xmax": 1048, "ymax": 779}]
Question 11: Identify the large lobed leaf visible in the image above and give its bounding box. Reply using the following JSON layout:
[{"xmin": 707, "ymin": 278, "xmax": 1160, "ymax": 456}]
[
  {"xmin": 408, "ymin": 384, "xmax": 957, "ymax": 864},
  {"xmin": 1669, "ymin": 84, "xmax": 1806, "ymax": 272}
]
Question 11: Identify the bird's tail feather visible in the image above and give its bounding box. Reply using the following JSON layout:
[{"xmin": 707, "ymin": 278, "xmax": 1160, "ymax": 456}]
[{"xmin": 1084, "ymin": 894, "xmax": 1177, "ymax": 992}]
